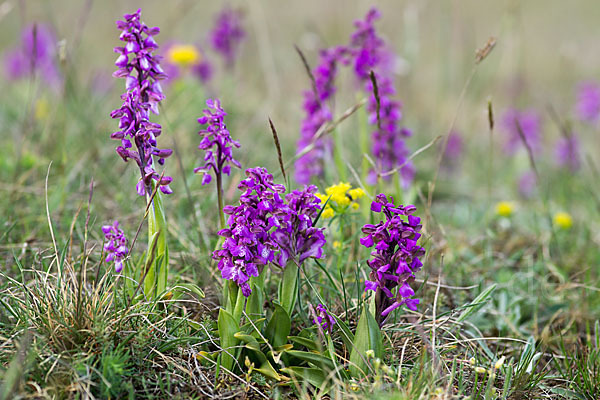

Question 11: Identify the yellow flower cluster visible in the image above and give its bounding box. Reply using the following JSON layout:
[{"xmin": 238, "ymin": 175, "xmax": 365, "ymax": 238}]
[
  {"xmin": 316, "ymin": 182, "xmax": 365, "ymax": 218},
  {"xmin": 167, "ymin": 44, "xmax": 201, "ymax": 66}
]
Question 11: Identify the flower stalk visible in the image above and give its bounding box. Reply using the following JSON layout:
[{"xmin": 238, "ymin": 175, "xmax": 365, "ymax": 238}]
[{"xmin": 110, "ymin": 9, "xmax": 172, "ymax": 299}]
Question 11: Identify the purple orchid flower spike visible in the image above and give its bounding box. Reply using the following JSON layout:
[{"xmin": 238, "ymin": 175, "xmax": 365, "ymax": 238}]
[
  {"xmin": 312, "ymin": 304, "xmax": 336, "ymax": 333},
  {"xmin": 360, "ymin": 194, "xmax": 425, "ymax": 326},
  {"xmin": 3, "ymin": 23, "xmax": 61, "ymax": 87},
  {"xmin": 102, "ymin": 221, "xmax": 129, "ymax": 273},
  {"xmin": 295, "ymin": 46, "xmax": 348, "ymax": 184},
  {"xmin": 554, "ymin": 134, "xmax": 581, "ymax": 172},
  {"xmin": 213, "ymin": 167, "xmax": 287, "ymax": 297},
  {"xmin": 209, "ymin": 6, "xmax": 246, "ymax": 68},
  {"xmin": 442, "ymin": 131, "xmax": 463, "ymax": 171},
  {"xmin": 273, "ymin": 185, "xmax": 326, "ymax": 267},
  {"xmin": 500, "ymin": 108, "xmax": 542, "ymax": 155},
  {"xmin": 349, "ymin": 8, "xmax": 414, "ymax": 187},
  {"xmin": 110, "ymin": 9, "xmax": 173, "ymax": 196},
  {"xmin": 576, "ymin": 81, "xmax": 600, "ymax": 124},
  {"xmin": 213, "ymin": 168, "xmax": 326, "ymax": 297},
  {"xmin": 194, "ymin": 98, "xmax": 241, "ymax": 185}
]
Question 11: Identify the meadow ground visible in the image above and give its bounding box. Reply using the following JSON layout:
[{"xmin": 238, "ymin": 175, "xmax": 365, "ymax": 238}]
[{"xmin": 0, "ymin": 1, "xmax": 599, "ymax": 399}]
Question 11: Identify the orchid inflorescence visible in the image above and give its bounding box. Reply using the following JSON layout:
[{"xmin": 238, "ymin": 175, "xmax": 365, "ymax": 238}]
[
  {"xmin": 312, "ymin": 303, "xmax": 336, "ymax": 333},
  {"xmin": 110, "ymin": 9, "xmax": 173, "ymax": 196},
  {"xmin": 576, "ymin": 81, "xmax": 600, "ymax": 123},
  {"xmin": 194, "ymin": 98, "xmax": 241, "ymax": 185},
  {"xmin": 350, "ymin": 8, "xmax": 414, "ymax": 186},
  {"xmin": 554, "ymin": 134, "xmax": 581, "ymax": 172},
  {"xmin": 102, "ymin": 221, "xmax": 129, "ymax": 273},
  {"xmin": 360, "ymin": 194, "xmax": 425, "ymax": 325},
  {"xmin": 500, "ymin": 108, "xmax": 541, "ymax": 155},
  {"xmin": 296, "ymin": 8, "xmax": 414, "ymax": 186},
  {"xmin": 214, "ymin": 167, "xmax": 326, "ymax": 297},
  {"xmin": 3, "ymin": 24, "xmax": 61, "ymax": 87},
  {"xmin": 209, "ymin": 6, "xmax": 246, "ymax": 68},
  {"xmin": 295, "ymin": 46, "xmax": 348, "ymax": 184}
]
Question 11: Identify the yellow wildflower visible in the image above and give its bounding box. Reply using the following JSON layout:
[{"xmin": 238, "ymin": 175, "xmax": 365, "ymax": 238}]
[
  {"xmin": 316, "ymin": 182, "xmax": 364, "ymax": 217},
  {"xmin": 348, "ymin": 187, "xmax": 365, "ymax": 200},
  {"xmin": 553, "ymin": 212, "xmax": 573, "ymax": 230},
  {"xmin": 495, "ymin": 201, "xmax": 514, "ymax": 217},
  {"xmin": 333, "ymin": 241, "xmax": 341, "ymax": 250},
  {"xmin": 326, "ymin": 182, "xmax": 352, "ymax": 206},
  {"xmin": 168, "ymin": 44, "xmax": 200, "ymax": 66},
  {"xmin": 322, "ymin": 207, "xmax": 335, "ymax": 219}
]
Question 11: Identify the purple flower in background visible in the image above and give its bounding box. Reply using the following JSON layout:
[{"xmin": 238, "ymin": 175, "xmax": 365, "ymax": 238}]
[
  {"xmin": 210, "ymin": 6, "xmax": 245, "ymax": 67},
  {"xmin": 192, "ymin": 59, "xmax": 213, "ymax": 83},
  {"xmin": 500, "ymin": 108, "xmax": 541, "ymax": 155},
  {"xmin": 295, "ymin": 46, "xmax": 348, "ymax": 184},
  {"xmin": 554, "ymin": 134, "xmax": 581, "ymax": 172},
  {"xmin": 349, "ymin": 8, "xmax": 413, "ymax": 187},
  {"xmin": 365, "ymin": 74, "xmax": 413, "ymax": 185},
  {"xmin": 444, "ymin": 131, "xmax": 463, "ymax": 161},
  {"xmin": 194, "ymin": 98, "xmax": 241, "ymax": 185},
  {"xmin": 349, "ymin": 8, "xmax": 385, "ymax": 80},
  {"xmin": 213, "ymin": 167, "xmax": 287, "ymax": 297},
  {"xmin": 441, "ymin": 131, "xmax": 463, "ymax": 172},
  {"xmin": 3, "ymin": 23, "xmax": 61, "ymax": 87},
  {"xmin": 273, "ymin": 185, "xmax": 326, "ymax": 266},
  {"xmin": 110, "ymin": 9, "xmax": 173, "ymax": 196},
  {"xmin": 360, "ymin": 194, "xmax": 425, "ymax": 326},
  {"xmin": 102, "ymin": 221, "xmax": 129, "ymax": 273},
  {"xmin": 575, "ymin": 81, "xmax": 600, "ymax": 123},
  {"xmin": 518, "ymin": 170, "xmax": 537, "ymax": 199},
  {"xmin": 312, "ymin": 304, "xmax": 336, "ymax": 333}
]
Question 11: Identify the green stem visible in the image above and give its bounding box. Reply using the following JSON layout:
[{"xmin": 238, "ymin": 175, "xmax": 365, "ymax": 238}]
[
  {"xmin": 216, "ymin": 172, "xmax": 225, "ymax": 230},
  {"xmin": 144, "ymin": 188, "xmax": 169, "ymax": 299},
  {"xmin": 333, "ymin": 128, "xmax": 347, "ymax": 182}
]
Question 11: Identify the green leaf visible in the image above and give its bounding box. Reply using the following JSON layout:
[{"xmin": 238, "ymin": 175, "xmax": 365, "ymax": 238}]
[
  {"xmin": 233, "ymin": 333, "xmax": 282, "ymax": 381},
  {"xmin": 456, "ymin": 283, "xmax": 497, "ymax": 323},
  {"xmin": 265, "ymin": 303, "xmax": 291, "ymax": 348},
  {"xmin": 335, "ymin": 318, "xmax": 355, "ymax": 351},
  {"xmin": 169, "ymin": 283, "xmax": 205, "ymax": 300},
  {"xmin": 288, "ymin": 336, "xmax": 319, "ymax": 352},
  {"xmin": 254, "ymin": 362, "xmax": 282, "ymax": 381},
  {"xmin": 218, "ymin": 308, "xmax": 240, "ymax": 372},
  {"xmin": 234, "ymin": 332, "xmax": 262, "ymax": 352},
  {"xmin": 240, "ymin": 318, "xmax": 267, "ymax": 337},
  {"xmin": 245, "ymin": 278, "xmax": 264, "ymax": 323},
  {"xmin": 279, "ymin": 262, "xmax": 298, "ymax": 315},
  {"xmin": 281, "ymin": 367, "xmax": 327, "ymax": 389},
  {"xmin": 349, "ymin": 307, "xmax": 382, "ymax": 377},
  {"xmin": 285, "ymin": 350, "xmax": 335, "ymax": 370},
  {"xmin": 517, "ymin": 336, "xmax": 535, "ymax": 372},
  {"xmin": 143, "ymin": 230, "xmax": 161, "ymax": 297}
]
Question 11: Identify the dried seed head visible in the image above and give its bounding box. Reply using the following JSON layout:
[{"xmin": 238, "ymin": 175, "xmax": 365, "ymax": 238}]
[{"xmin": 475, "ymin": 36, "xmax": 497, "ymax": 64}]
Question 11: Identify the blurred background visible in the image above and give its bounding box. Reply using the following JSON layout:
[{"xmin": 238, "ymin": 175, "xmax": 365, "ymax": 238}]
[{"xmin": 1, "ymin": 0, "xmax": 599, "ymax": 258}]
